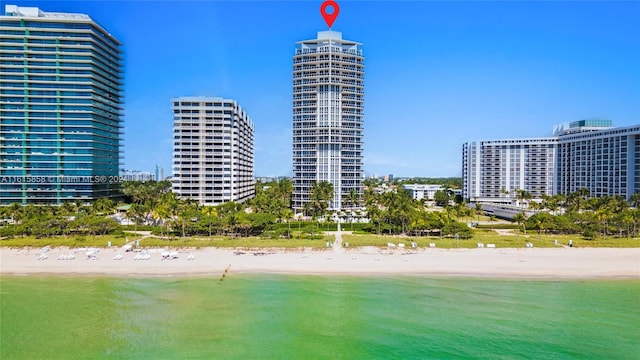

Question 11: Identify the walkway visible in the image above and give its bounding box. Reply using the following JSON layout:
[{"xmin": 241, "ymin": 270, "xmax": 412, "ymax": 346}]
[
  {"xmin": 124, "ymin": 231, "xmax": 153, "ymax": 246},
  {"xmin": 332, "ymin": 231, "xmax": 344, "ymax": 253}
]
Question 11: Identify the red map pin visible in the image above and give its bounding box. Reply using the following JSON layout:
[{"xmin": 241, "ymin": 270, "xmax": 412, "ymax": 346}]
[{"xmin": 320, "ymin": 0, "xmax": 340, "ymax": 29}]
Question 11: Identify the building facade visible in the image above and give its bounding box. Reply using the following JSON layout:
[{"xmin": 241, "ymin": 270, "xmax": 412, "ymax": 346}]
[
  {"xmin": 556, "ymin": 124, "xmax": 639, "ymax": 199},
  {"xmin": 292, "ymin": 31, "xmax": 364, "ymax": 212},
  {"xmin": 171, "ymin": 97, "xmax": 254, "ymax": 205},
  {"xmin": 155, "ymin": 164, "xmax": 165, "ymax": 182},
  {"xmin": 462, "ymin": 138, "xmax": 558, "ymax": 203},
  {"xmin": 462, "ymin": 121, "xmax": 640, "ymax": 203},
  {"xmin": 402, "ymin": 184, "xmax": 445, "ymax": 201},
  {"xmin": 120, "ymin": 170, "xmax": 154, "ymax": 182},
  {"xmin": 0, "ymin": 5, "xmax": 123, "ymax": 205}
]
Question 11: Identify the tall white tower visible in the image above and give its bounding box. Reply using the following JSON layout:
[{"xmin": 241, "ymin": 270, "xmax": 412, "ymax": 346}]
[{"xmin": 292, "ymin": 31, "xmax": 364, "ymax": 212}]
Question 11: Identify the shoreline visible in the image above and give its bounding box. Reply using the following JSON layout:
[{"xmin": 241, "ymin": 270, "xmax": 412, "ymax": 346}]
[{"xmin": 2, "ymin": 246, "xmax": 639, "ymax": 279}]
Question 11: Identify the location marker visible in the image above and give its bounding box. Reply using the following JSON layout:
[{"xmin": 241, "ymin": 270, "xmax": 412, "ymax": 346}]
[{"xmin": 320, "ymin": 0, "xmax": 340, "ymax": 29}]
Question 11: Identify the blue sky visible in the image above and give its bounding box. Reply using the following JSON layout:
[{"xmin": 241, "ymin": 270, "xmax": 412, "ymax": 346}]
[{"xmin": 13, "ymin": 1, "xmax": 640, "ymax": 177}]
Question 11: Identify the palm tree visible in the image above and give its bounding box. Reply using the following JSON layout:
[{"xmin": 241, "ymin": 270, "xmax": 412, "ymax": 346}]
[
  {"xmin": 280, "ymin": 208, "xmax": 294, "ymax": 238},
  {"xmin": 366, "ymin": 204, "xmax": 383, "ymax": 234},
  {"xmin": 541, "ymin": 194, "xmax": 561, "ymax": 215},
  {"xmin": 91, "ymin": 198, "xmax": 115, "ymax": 215},
  {"xmin": 177, "ymin": 198, "xmax": 199, "ymax": 238},
  {"xmin": 277, "ymin": 178, "xmax": 293, "ymax": 208},
  {"xmin": 513, "ymin": 212, "xmax": 527, "ymax": 234},
  {"xmin": 618, "ymin": 209, "xmax": 634, "ymax": 238},
  {"xmin": 629, "ymin": 192, "xmax": 640, "ymax": 208},
  {"xmin": 515, "ymin": 189, "xmax": 532, "ymax": 208},
  {"xmin": 308, "ymin": 181, "xmax": 334, "ymax": 218},
  {"xmin": 127, "ymin": 203, "xmax": 148, "ymax": 233},
  {"xmin": 475, "ymin": 202, "xmax": 483, "ymax": 223},
  {"xmin": 395, "ymin": 190, "xmax": 414, "ymax": 234},
  {"xmin": 345, "ymin": 188, "xmax": 360, "ymax": 209},
  {"xmin": 631, "ymin": 208, "xmax": 640, "ymax": 237},
  {"xmin": 380, "ymin": 189, "xmax": 415, "ymax": 234},
  {"xmin": 202, "ymin": 206, "xmax": 218, "ymax": 238},
  {"xmin": 501, "ymin": 188, "xmax": 511, "ymax": 199},
  {"xmin": 568, "ymin": 188, "xmax": 590, "ymax": 213}
]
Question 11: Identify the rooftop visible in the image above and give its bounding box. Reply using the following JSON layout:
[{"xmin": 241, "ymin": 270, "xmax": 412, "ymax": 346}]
[{"xmin": 4, "ymin": 4, "xmax": 91, "ymax": 20}]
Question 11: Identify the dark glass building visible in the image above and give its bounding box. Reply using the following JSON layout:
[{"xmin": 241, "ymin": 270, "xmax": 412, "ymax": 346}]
[{"xmin": 0, "ymin": 4, "xmax": 123, "ymax": 205}]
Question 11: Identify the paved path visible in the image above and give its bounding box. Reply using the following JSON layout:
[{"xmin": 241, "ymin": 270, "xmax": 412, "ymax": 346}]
[
  {"xmin": 332, "ymin": 231, "xmax": 344, "ymax": 253},
  {"xmin": 124, "ymin": 231, "xmax": 153, "ymax": 246}
]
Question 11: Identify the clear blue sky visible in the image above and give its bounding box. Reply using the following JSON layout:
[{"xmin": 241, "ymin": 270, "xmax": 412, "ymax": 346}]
[{"xmin": 14, "ymin": 1, "xmax": 640, "ymax": 177}]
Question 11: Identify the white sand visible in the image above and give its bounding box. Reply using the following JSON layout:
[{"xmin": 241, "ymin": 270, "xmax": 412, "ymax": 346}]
[{"xmin": 1, "ymin": 245, "xmax": 639, "ymax": 279}]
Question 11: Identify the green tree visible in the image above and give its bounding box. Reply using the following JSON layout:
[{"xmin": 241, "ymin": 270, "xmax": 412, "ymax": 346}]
[
  {"xmin": 366, "ymin": 204, "xmax": 383, "ymax": 234},
  {"xmin": 277, "ymin": 178, "xmax": 293, "ymax": 207},
  {"xmin": 515, "ymin": 189, "xmax": 533, "ymax": 208},
  {"xmin": 307, "ymin": 181, "xmax": 334, "ymax": 218},
  {"xmin": 201, "ymin": 206, "xmax": 218, "ymax": 238},
  {"xmin": 434, "ymin": 190, "xmax": 450, "ymax": 207},
  {"xmin": 127, "ymin": 203, "xmax": 148, "ymax": 233},
  {"xmin": 475, "ymin": 202, "xmax": 483, "ymax": 223},
  {"xmin": 513, "ymin": 212, "xmax": 528, "ymax": 234},
  {"xmin": 7, "ymin": 203, "xmax": 23, "ymax": 223},
  {"xmin": 567, "ymin": 188, "xmax": 590, "ymax": 213},
  {"xmin": 345, "ymin": 188, "xmax": 360, "ymax": 209},
  {"xmin": 442, "ymin": 221, "xmax": 473, "ymax": 239},
  {"xmin": 91, "ymin": 198, "xmax": 115, "ymax": 215}
]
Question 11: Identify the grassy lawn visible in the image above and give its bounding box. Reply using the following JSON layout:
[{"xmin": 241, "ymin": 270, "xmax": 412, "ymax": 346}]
[
  {"xmin": 343, "ymin": 230, "xmax": 640, "ymax": 248},
  {"xmin": 2, "ymin": 231, "xmax": 638, "ymax": 249},
  {"xmin": 0, "ymin": 234, "xmax": 333, "ymax": 249},
  {"xmin": 0, "ymin": 234, "xmax": 128, "ymax": 248},
  {"xmin": 135, "ymin": 236, "xmax": 331, "ymax": 249}
]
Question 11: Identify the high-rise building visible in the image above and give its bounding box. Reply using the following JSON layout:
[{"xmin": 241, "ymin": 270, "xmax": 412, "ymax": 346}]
[
  {"xmin": 556, "ymin": 123, "xmax": 639, "ymax": 198},
  {"xmin": 0, "ymin": 5, "xmax": 123, "ymax": 205},
  {"xmin": 462, "ymin": 121, "xmax": 640, "ymax": 203},
  {"xmin": 171, "ymin": 97, "xmax": 254, "ymax": 205},
  {"xmin": 292, "ymin": 31, "xmax": 364, "ymax": 212},
  {"xmin": 155, "ymin": 164, "xmax": 165, "ymax": 182},
  {"xmin": 462, "ymin": 138, "xmax": 558, "ymax": 203}
]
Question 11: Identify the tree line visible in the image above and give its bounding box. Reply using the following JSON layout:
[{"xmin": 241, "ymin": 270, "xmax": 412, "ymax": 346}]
[
  {"xmin": 513, "ymin": 191, "xmax": 640, "ymax": 239},
  {"xmin": 363, "ymin": 181, "xmax": 473, "ymax": 238},
  {"xmin": 1, "ymin": 179, "xmax": 637, "ymax": 241}
]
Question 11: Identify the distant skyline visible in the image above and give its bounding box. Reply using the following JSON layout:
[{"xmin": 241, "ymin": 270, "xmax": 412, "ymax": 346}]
[{"xmin": 12, "ymin": 1, "xmax": 640, "ymax": 177}]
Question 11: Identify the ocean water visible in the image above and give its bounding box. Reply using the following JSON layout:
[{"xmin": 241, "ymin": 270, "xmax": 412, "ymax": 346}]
[{"xmin": 1, "ymin": 275, "xmax": 638, "ymax": 359}]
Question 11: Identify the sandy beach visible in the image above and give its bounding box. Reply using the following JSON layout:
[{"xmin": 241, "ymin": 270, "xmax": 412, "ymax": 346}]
[{"xmin": 1, "ymin": 245, "xmax": 639, "ymax": 279}]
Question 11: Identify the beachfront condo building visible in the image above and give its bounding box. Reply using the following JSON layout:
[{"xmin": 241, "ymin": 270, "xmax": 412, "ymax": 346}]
[
  {"xmin": 292, "ymin": 31, "xmax": 364, "ymax": 212},
  {"xmin": 171, "ymin": 97, "xmax": 254, "ymax": 205},
  {"xmin": 555, "ymin": 122, "xmax": 640, "ymax": 198},
  {"xmin": 462, "ymin": 120, "xmax": 640, "ymax": 203},
  {"xmin": 0, "ymin": 5, "xmax": 123, "ymax": 205},
  {"xmin": 461, "ymin": 138, "xmax": 558, "ymax": 203}
]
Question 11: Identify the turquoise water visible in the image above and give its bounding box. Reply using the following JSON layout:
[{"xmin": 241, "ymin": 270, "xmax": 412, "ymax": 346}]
[{"xmin": 1, "ymin": 275, "xmax": 639, "ymax": 359}]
